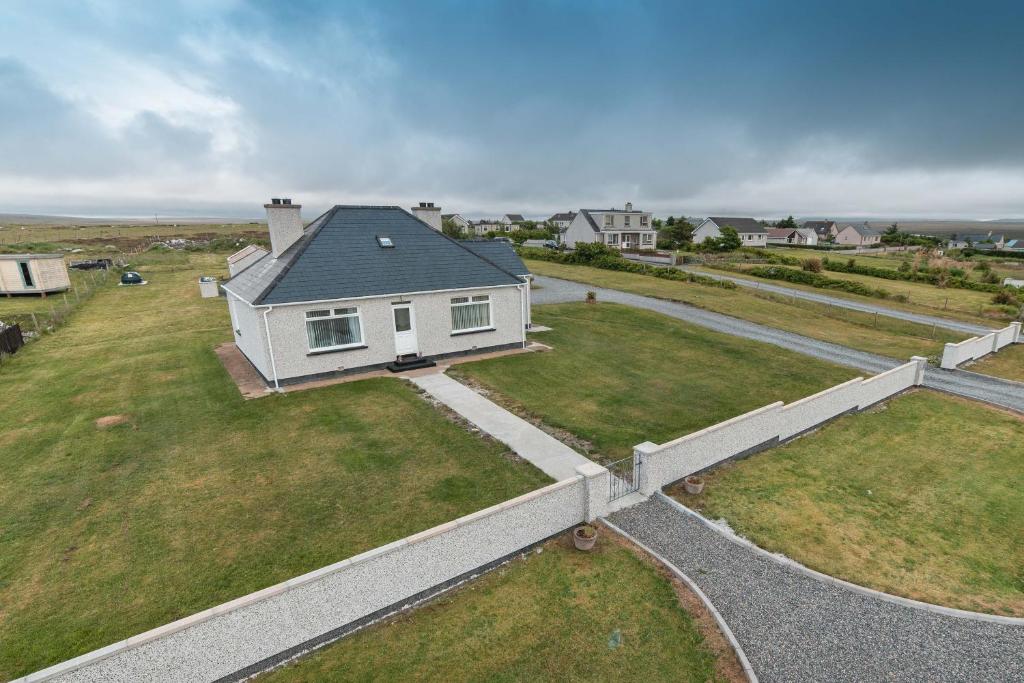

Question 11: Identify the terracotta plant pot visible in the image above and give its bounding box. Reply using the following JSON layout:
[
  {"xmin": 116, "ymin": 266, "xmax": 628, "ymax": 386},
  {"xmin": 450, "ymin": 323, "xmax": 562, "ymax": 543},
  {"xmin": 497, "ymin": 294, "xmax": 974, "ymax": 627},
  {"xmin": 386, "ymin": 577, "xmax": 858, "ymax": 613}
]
[
  {"xmin": 573, "ymin": 525, "xmax": 597, "ymax": 551},
  {"xmin": 683, "ymin": 476, "xmax": 705, "ymax": 495}
]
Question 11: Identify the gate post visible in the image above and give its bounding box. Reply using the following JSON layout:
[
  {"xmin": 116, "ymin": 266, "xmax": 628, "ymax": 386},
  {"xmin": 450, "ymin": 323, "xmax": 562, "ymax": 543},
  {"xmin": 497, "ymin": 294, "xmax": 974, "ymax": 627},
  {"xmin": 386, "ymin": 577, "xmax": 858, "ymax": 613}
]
[
  {"xmin": 575, "ymin": 463, "xmax": 609, "ymax": 522},
  {"xmin": 635, "ymin": 441, "xmax": 660, "ymax": 496}
]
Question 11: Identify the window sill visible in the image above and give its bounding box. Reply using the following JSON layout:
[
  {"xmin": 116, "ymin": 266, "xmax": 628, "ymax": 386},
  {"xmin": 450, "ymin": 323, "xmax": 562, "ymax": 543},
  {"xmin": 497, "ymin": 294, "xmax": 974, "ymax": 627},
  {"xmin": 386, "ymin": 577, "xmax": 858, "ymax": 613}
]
[
  {"xmin": 451, "ymin": 327, "xmax": 495, "ymax": 337},
  {"xmin": 307, "ymin": 344, "xmax": 368, "ymax": 357}
]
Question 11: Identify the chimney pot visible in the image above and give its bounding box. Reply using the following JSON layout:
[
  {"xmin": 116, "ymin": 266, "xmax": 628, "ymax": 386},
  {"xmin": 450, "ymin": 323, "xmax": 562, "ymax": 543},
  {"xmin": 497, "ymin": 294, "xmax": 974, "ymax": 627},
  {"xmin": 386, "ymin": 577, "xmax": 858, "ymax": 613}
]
[
  {"xmin": 271, "ymin": 198, "xmax": 281, "ymax": 205},
  {"xmin": 282, "ymin": 198, "xmax": 291, "ymax": 205},
  {"xmin": 264, "ymin": 198, "xmax": 304, "ymax": 257}
]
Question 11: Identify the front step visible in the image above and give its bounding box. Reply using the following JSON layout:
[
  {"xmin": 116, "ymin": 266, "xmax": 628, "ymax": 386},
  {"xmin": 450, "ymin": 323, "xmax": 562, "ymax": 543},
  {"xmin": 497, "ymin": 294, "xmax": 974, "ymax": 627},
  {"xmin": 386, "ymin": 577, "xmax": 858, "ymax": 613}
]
[{"xmin": 386, "ymin": 356, "xmax": 437, "ymax": 373}]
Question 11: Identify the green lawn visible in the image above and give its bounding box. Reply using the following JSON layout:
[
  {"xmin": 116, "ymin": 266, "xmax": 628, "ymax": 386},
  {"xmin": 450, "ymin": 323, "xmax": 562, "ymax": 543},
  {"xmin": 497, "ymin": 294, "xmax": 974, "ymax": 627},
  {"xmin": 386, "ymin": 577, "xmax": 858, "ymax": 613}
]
[
  {"xmin": 526, "ymin": 260, "xmax": 963, "ymax": 360},
  {"xmin": 730, "ymin": 262, "xmax": 1010, "ymax": 321},
  {"xmin": 261, "ymin": 535, "xmax": 733, "ymax": 683},
  {"xmin": 672, "ymin": 390, "xmax": 1024, "ymax": 616},
  {"xmin": 0, "ymin": 267, "xmax": 108, "ymax": 333},
  {"xmin": 451, "ymin": 302, "xmax": 857, "ymax": 462},
  {"xmin": 0, "ymin": 253, "xmax": 550, "ymax": 679},
  {"xmin": 969, "ymin": 343, "xmax": 1024, "ymax": 383}
]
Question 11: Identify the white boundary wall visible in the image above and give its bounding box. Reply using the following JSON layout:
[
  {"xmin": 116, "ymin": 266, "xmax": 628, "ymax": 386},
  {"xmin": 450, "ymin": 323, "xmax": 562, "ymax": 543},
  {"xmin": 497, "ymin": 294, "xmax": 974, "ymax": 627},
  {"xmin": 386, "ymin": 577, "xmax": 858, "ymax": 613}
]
[
  {"xmin": 940, "ymin": 322, "xmax": 1021, "ymax": 369},
  {"xmin": 636, "ymin": 359, "xmax": 926, "ymax": 496},
  {"xmin": 18, "ymin": 465, "xmax": 609, "ymax": 683}
]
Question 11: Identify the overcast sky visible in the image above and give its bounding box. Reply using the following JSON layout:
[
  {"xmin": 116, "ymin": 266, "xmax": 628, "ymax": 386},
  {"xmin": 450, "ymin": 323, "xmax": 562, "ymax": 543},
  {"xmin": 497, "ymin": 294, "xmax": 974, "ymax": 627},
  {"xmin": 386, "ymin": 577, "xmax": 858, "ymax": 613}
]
[{"xmin": 2, "ymin": 0, "xmax": 1023, "ymax": 220}]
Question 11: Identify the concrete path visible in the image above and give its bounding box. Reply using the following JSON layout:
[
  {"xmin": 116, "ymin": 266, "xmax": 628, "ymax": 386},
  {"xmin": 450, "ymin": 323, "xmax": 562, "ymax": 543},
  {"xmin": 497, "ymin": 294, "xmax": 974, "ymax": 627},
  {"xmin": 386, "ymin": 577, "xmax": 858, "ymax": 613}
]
[
  {"xmin": 533, "ymin": 275, "xmax": 1024, "ymax": 413},
  {"xmin": 609, "ymin": 495, "xmax": 1024, "ymax": 683},
  {"xmin": 622, "ymin": 253, "xmax": 991, "ymax": 335},
  {"xmin": 410, "ymin": 371, "xmax": 594, "ymax": 481}
]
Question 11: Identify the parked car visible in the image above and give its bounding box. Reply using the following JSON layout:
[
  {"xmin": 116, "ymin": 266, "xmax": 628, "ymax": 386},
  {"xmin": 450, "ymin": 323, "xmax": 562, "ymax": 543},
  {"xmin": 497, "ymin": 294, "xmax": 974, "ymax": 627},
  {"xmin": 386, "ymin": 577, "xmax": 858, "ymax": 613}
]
[
  {"xmin": 69, "ymin": 258, "xmax": 113, "ymax": 271},
  {"xmin": 121, "ymin": 271, "xmax": 144, "ymax": 285},
  {"xmin": 492, "ymin": 236, "xmax": 513, "ymax": 243}
]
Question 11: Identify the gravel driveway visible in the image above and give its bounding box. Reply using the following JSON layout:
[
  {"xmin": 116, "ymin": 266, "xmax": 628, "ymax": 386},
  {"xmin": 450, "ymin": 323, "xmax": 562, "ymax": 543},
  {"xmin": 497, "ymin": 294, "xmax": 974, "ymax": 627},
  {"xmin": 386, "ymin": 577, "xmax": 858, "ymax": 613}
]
[
  {"xmin": 609, "ymin": 495, "xmax": 1024, "ymax": 683},
  {"xmin": 533, "ymin": 275, "xmax": 1024, "ymax": 413}
]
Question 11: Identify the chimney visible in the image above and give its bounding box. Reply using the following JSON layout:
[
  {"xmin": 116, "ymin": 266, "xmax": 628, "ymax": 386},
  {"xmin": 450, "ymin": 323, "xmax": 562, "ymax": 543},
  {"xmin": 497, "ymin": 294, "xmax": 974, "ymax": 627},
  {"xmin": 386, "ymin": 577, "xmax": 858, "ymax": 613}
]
[
  {"xmin": 264, "ymin": 198, "xmax": 303, "ymax": 257},
  {"xmin": 411, "ymin": 201, "xmax": 442, "ymax": 231},
  {"xmin": 625, "ymin": 201, "xmax": 633, "ymax": 212}
]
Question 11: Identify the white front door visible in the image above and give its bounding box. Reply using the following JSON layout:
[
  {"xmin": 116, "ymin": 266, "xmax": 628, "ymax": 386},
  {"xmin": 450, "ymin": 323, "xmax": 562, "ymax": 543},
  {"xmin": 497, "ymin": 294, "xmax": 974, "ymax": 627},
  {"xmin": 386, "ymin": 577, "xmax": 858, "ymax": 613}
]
[{"xmin": 392, "ymin": 304, "xmax": 419, "ymax": 356}]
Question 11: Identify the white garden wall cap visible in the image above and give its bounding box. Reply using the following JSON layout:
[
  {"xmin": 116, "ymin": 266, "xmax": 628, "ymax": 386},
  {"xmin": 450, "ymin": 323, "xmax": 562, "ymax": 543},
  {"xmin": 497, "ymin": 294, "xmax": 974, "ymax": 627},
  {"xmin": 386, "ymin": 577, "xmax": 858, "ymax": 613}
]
[
  {"xmin": 405, "ymin": 520, "xmax": 459, "ymax": 544},
  {"xmin": 862, "ymin": 362, "xmax": 914, "ymax": 384},
  {"xmin": 575, "ymin": 462, "xmax": 608, "ymax": 477},
  {"xmin": 453, "ymin": 477, "xmax": 582, "ymax": 527},
  {"xmin": 634, "ymin": 441, "xmax": 660, "ymax": 454},
  {"xmin": 655, "ymin": 493, "xmax": 1024, "ymax": 626}
]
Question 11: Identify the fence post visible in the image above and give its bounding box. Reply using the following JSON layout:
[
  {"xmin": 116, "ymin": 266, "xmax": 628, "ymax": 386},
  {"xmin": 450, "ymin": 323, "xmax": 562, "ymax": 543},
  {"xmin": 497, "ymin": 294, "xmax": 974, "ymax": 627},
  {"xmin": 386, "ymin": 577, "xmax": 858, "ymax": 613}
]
[
  {"xmin": 635, "ymin": 441, "xmax": 661, "ymax": 496},
  {"xmin": 1011, "ymin": 321, "xmax": 1022, "ymax": 344},
  {"xmin": 575, "ymin": 463, "xmax": 610, "ymax": 522}
]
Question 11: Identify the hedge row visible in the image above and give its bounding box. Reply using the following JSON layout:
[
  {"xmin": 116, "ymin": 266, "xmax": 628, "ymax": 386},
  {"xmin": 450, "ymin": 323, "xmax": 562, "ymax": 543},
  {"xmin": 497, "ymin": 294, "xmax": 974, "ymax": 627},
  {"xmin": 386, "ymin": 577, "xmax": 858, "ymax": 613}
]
[
  {"xmin": 821, "ymin": 259, "xmax": 1006, "ymax": 293},
  {"xmin": 518, "ymin": 246, "xmax": 736, "ymax": 290},
  {"xmin": 745, "ymin": 266, "xmax": 897, "ymax": 300}
]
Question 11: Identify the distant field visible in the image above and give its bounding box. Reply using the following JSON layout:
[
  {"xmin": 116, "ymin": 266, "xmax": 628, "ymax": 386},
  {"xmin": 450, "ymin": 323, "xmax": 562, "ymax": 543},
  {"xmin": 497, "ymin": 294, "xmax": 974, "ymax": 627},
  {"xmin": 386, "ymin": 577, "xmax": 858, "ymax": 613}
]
[{"xmin": 0, "ymin": 222, "xmax": 266, "ymax": 248}]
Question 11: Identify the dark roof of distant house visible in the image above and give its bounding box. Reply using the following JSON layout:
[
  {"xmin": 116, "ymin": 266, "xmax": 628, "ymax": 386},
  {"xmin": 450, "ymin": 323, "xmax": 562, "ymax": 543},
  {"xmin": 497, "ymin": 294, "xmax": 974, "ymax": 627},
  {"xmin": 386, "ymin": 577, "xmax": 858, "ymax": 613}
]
[
  {"xmin": 960, "ymin": 233, "xmax": 1005, "ymax": 243},
  {"xmin": 581, "ymin": 207, "xmax": 648, "ymax": 214},
  {"xmin": 802, "ymin": 220, "xmax": 836, "ymax": 235},
  {"xmin": 841, "ymin": 224, "xmax": 881, "ymax": 237},
  {"xmin": 505, "ymin": 214, "xmax": 526, "ymax": 222},
  {"xmin": 548, "ymin": 212, "xmax": 577, "ymax": 222},
  {"xmin": 767, "ymin": 228, "xmax": 799, "ymax": 238},
  {"xmin": 458, "ymin": 240, "xmax": 530, "ymax": 276},
  {"xmin": 706, "ymin": 217, "xmax": 767, "ymax": 234},
  {"xmin": 224, "ymin": 206, "xmax": 523, "ymax": 305}
]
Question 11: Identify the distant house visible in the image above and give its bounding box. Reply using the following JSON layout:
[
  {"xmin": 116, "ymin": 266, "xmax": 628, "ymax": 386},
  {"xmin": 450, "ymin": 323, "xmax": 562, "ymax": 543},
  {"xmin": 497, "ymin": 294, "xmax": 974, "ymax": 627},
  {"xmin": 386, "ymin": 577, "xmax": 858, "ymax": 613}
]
[
  {"xmin": 692, "ymin": 217, "xmax": 768, "ymax": 247},
  {"xmin": 1004, "ymin": 239, "xmax": 1021, "ymax": 250},
  {"xmin": 472, "ymin": 219, "xmax": 505, "ymax": 235},
  {"xmin": 547, "ymin": 212, "xmax": 577, "ymax": 230},
  {"xmin": 802, "ymin": 220, "xmax": 838, "ymax": 240},
  {"xmin": 835, "ymin": 224, "xmax": 882, "ymax": 247},
  {"xmin": 0, "ymin": 253, "xmax": 71, "ymax": 296},
  {"xmin": 795, "ymin": 228, "xmax": 819, "ymax": 246},
  {"xmin": 222, "ymin": 199, "xmax": 532, "ymax": 388},
  {"xmin": 766, "ymin": 228, "xmax": 818, "ymax": 246},
  {"xmin": 442, "ymin": 213, "xmax": 472, "ymax": 232},
  {"xmin": 949, "ymin": 233, "xmax": 1006, "ymax": 250},
  {"xmin": 499, "ymin": 214, "xmax": 527, "ymax": 230},
  {"xmin": 562, "ymin": 203, "xmax": 656, "ymax": 250}
]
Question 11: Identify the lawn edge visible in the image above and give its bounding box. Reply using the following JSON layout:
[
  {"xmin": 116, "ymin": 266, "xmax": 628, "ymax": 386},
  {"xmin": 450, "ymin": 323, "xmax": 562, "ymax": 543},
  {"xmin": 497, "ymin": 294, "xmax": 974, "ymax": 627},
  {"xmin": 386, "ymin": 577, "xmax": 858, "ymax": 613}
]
[
  {"xmin": 655, "ymin": 492, "xmax": 1024, "ymax": 624},
  {"xmin": 602, "ymin": 517, "xmax": 759, "ymax": 683}
]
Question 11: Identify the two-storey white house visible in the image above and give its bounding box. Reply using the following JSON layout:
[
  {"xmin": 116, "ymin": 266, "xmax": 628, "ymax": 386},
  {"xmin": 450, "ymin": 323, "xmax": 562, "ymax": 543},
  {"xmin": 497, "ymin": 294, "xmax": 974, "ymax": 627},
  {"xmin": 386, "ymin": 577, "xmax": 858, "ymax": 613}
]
[{"xmin": 562, "ymin": 203, "xmax": 656, "ymax": 250}]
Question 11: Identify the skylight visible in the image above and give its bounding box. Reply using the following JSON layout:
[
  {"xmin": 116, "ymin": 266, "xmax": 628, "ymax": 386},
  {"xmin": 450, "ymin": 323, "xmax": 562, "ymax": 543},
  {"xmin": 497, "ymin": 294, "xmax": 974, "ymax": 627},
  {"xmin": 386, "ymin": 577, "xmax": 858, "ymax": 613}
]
[{"xmin": 377, "ymin": 236, "xmax": 394, "ymax": 248}]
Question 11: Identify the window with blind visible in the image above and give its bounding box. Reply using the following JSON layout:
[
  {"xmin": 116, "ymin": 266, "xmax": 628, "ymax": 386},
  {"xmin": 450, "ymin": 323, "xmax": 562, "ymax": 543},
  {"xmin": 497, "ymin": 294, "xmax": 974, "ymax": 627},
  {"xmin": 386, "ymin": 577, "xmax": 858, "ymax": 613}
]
[
  {"xmin": 451, "ymin": 295, "xmax": 491, "ymax": 332},
  {"xmin": 305, "ymin": 307, "xmax": 363, "ymax": 351}
]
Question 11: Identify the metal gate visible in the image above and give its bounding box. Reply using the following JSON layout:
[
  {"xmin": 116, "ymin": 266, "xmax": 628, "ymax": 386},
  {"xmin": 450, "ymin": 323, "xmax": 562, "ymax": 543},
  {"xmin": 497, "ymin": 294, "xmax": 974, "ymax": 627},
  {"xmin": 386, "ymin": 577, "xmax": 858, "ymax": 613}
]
[{"xmin": 607, "ymin": 453, "xmax": 642, "ymax": 502}]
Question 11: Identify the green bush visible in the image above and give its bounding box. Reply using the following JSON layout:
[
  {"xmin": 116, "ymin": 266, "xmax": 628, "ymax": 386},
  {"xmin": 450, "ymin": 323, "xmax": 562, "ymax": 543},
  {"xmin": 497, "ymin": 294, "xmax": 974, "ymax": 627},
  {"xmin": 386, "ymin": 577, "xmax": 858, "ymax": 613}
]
[{"xmin": 747, "ymin": 266, "xmax": 891, "ymax": 299}]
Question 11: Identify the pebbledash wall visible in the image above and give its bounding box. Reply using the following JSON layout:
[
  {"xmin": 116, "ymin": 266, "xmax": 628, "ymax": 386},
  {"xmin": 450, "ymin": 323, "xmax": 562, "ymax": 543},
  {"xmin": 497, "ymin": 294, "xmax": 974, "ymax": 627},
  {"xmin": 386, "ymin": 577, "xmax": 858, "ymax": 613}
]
[
  {"xmin": 940, "ymin": 321, "xmax": 1021, "ymax": 370},
  {"xmin": 635, "ymin": 358, "xmax": 928, "ymax": 496},
  {"xmin": 17, "ymin": 463, "xmax": 611, "ymax": 683}
]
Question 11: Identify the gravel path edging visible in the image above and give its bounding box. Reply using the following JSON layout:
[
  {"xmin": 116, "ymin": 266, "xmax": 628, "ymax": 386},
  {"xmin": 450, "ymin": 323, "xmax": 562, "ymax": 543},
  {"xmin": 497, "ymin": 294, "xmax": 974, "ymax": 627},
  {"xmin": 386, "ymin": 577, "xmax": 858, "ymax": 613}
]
[
  {"xmin": 655, "ymin": 492, "xmax": 1024, "ymax": 626},
  {"xmin": 602, "ymin": 518, "xmax": 759, "ymax": 683}
]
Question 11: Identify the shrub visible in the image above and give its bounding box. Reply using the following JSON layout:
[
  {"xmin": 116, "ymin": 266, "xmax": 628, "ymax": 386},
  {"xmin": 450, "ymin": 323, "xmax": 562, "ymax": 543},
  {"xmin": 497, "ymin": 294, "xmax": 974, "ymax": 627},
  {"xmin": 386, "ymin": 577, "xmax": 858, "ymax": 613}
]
[
  {"xmin": 801, "ymin": 258, "xmax": 823, "ymax": 273},
  {"xmin": 981, "ymin": 271, "xmax": 1000, "ymax": 284},
  {"xmin": 992, "ymin": 290, "xmax": 1019, "ymax": 306}
]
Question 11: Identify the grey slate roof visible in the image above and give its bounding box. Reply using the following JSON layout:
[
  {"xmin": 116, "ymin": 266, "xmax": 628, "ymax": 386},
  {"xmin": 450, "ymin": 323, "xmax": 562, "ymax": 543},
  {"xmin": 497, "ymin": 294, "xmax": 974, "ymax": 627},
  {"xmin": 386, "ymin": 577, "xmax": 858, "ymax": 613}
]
[
  {"xmin": 579, "ymin": 210, "xmax": 601, "ymax": 232},
  {"xmin": 224, "ymin": 206, "xmax": 523, "ymax": 306},
  {"xmin": 505, "ymin": 214, "xmax": 526, "ymax": 223},
  {"xmin": 843, "ymin": 224, "xmax": 881, "ymax": 237},
  {"xmin": 707, "ymin": 217, "xmax": 767, "ymax": 234},
  {"xmin": 802, "ymin": 220, "xmax": 835, "ymax": 235},
  {"xmin": 961, "ymin": 233, "xmax": 1005, "ymax": 243},
  {"xmin": 548, "ymin": 212, "xmax": 576, "ymax": 222},
  {"xmin": 458, "ymin": 240, "xmax": 530, "ymax": 276}
]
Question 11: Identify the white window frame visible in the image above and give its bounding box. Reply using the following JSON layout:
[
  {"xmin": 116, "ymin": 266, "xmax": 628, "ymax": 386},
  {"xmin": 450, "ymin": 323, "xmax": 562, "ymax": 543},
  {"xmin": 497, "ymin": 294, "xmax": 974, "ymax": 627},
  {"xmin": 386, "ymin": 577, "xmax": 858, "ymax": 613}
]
[
  {"xmin": 607, "ymin": 233, "xmax": 619, "ymax": 245},
  {"xmin": 604, "ymin": 214, "xmax": 614, "ymax": 227},
  {"xmin": 640, "ymin": 215, "xmax": 649, "ymax": 226},
  {"xmin": 624, "ymin": 215, "xmax": 631, "ymax": 227},
  {"xmin": 451, "ymin": 294, "xmax": 492, "ymax": 333},
  {"xmin": 305, "ymin": 307, "xmax": 364, "ymax": 352},
  {"xmin": 641, "ymin": 233, "xmax": 653, "ymax": 245}
]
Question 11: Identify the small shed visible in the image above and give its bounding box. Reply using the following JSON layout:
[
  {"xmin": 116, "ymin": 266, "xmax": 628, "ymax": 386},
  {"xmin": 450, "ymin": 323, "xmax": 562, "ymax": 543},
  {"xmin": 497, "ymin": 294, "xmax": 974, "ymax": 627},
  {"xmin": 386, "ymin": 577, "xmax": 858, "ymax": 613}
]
[{"xmin": 0, "ymin": 254, "xmax": 71, "ymax": 296}]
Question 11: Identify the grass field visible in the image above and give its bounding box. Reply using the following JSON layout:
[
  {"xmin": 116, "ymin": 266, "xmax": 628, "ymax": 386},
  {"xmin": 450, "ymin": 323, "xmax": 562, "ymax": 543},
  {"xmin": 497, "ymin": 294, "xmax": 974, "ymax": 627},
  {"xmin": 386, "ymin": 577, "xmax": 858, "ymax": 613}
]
[
  {"xmin": 261, "ymin": 535, "xmax": 736, "ymax": 683},
  {"xmin": 525, "ymin": 260, "xmax": 965, "ymax": 360},
  {"xmin": 730, "ymin": 262, "xmax": 1011, "ymax": 321},
  {"xmin": 968, "ymin": 343, "xmax": 1024, "ymax": 382},
  {"xmin": 0, "ymin": 222, "xmax": 265, "ymax": 246},
  {"xmin": 451, "ymin": 303, "xmax": 857, "ymax": 461},
  {"xmin": 0, "ymin": 252, "xmax": 550, "ymax": 679},
  {"xmin": 672, "ymin": 390, "xmax": 1024, "ymax": 616}
]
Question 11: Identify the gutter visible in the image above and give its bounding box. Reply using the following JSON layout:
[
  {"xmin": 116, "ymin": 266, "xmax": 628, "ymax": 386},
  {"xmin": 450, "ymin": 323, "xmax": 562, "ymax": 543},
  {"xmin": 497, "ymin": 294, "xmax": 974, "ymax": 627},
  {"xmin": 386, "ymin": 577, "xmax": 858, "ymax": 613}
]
[{"xmin": 262, "ymin": 306, "xmax": 281, "ymax": 391}]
